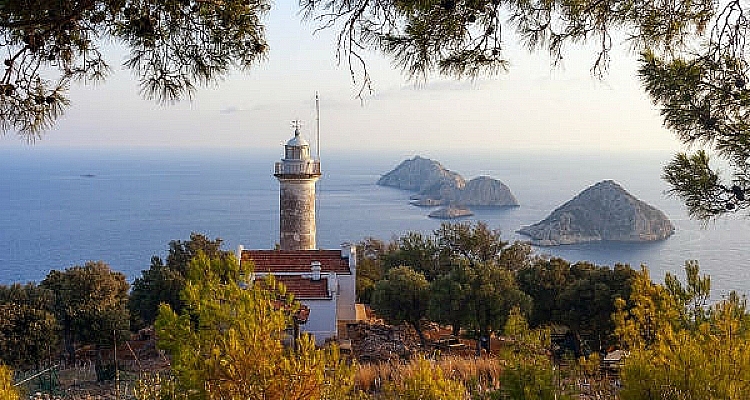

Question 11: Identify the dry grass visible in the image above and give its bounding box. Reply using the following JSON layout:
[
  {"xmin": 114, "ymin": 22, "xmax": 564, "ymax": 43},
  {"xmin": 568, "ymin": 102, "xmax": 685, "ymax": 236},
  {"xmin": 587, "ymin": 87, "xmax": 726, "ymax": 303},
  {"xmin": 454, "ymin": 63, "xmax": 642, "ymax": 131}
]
[
  {"xmin": 438, "ymin": 356, "xmax": 503, "ymax": 392},
  {"xmin": 354, "ymin": 355, "xmax": 503, "ymax": 394}
]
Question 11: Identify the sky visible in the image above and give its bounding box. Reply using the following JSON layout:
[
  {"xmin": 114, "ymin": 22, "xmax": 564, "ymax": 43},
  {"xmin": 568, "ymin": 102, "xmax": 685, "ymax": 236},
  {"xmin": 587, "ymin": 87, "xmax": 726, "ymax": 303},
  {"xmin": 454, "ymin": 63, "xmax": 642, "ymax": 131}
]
[{"xmin": 0, "ymin": 0, "xmax": 685, "ymax": 156}]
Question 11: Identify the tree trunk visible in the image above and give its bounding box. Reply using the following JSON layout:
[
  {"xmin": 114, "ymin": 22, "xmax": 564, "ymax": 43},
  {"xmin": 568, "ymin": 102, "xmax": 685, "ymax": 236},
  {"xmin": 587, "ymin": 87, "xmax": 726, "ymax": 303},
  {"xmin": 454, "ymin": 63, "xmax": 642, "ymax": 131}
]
[
  {"xmin": 416, "ymin": 327, "xmax": 426, "ymax": 347},
  {"xmin": 64, "ymin": 328, "xmax": 75, "ymax": 363},
  {"xmin": 413, "ymin": 320, "xmax": 426, "ymax": 347}
]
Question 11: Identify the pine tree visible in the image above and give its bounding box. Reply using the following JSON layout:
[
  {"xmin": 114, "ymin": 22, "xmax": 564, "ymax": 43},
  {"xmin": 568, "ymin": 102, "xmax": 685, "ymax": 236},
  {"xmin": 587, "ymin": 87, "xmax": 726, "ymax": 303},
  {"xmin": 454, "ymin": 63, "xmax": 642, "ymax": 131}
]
[{"xmin": 152, "ymin": 252, "xmax": 353, "ymax": 400}]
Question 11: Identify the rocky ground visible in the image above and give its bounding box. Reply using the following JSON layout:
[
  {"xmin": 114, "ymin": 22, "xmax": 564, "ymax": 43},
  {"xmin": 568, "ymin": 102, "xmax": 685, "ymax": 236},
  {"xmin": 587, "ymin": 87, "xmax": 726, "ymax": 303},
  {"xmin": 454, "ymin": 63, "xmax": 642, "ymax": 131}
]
[
  {"xmin": 19, "ymin": 344, "xmax": 168, "ymax": 400},
  {"xmin": 19, "ymin": 322, "xmax": 617, "ymax": 399}
]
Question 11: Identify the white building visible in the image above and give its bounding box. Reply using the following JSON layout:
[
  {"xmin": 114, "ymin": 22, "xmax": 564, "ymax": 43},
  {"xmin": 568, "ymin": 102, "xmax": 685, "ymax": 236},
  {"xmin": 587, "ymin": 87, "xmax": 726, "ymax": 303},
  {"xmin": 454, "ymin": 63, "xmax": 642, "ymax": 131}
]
[{"xmin": 238, "ymin": 246, "xmax": 357, "ymax": 344}]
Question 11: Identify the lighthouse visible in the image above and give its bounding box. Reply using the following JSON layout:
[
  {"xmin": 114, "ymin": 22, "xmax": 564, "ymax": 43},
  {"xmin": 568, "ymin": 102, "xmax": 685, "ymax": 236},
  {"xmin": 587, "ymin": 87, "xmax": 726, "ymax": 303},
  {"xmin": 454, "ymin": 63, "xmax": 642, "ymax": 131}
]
[
  {"xmin": 274, "ymin": 121, "xmax": 321, "ymax": 250},
  {"xmin": 238, "ymin": 113, "xmax": 358, "ymax": 344}
]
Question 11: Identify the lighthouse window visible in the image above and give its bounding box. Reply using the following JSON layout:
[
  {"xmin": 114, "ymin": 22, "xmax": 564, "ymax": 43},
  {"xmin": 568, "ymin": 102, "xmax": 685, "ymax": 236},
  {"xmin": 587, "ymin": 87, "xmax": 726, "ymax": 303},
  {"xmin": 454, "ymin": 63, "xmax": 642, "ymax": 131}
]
[{"xmin": 286, "ymin": 146, "xmax": 301, "ymax": 159}]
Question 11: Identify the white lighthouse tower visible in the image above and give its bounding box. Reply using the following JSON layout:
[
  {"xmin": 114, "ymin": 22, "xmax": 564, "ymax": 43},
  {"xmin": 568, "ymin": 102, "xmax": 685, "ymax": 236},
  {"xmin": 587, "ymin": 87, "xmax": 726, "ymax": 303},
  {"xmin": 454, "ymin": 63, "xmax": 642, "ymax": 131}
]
[{"xmin": 274, "ymin": 121, "xmax": 321, "ymax": 250}]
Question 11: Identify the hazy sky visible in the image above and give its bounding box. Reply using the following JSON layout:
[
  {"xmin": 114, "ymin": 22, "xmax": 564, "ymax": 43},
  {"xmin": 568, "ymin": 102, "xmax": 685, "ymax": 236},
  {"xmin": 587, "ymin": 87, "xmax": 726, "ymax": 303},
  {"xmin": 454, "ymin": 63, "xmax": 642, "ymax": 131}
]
[{"xmin": 1, "ymin": 0, "xmax": 685, "ymax": 155}]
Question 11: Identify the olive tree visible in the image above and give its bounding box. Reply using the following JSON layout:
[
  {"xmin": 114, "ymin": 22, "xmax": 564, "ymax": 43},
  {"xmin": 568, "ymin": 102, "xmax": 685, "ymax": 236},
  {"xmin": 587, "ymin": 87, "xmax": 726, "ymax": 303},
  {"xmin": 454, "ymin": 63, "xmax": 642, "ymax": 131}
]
[
  {"xmin": 129, "ymin": 232, "xmax": 230, "ymax": 329},
  {"xmin": 0, "ymin": 283, "xmax": 58, "ymax": 367},
  {"xmin": 371, "ymin": 266, "xmax": 431, "ymax": 344},
  {"xmin": 41, "ymin": 261, "xmax": 130, "ymax": 362}
]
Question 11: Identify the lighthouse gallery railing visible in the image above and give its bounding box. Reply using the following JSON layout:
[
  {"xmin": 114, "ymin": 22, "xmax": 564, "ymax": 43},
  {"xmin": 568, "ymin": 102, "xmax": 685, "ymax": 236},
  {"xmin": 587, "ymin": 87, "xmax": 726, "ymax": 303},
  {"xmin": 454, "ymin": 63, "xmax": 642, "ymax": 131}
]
[{"xmin": 274, "ymin": 160, "xmax": 321, "ymax": 176}]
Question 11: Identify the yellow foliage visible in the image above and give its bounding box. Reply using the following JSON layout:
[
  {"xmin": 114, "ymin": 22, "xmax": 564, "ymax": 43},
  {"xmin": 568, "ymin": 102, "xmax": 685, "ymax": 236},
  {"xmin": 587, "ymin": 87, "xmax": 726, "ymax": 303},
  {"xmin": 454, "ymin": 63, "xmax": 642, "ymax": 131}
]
[
  {"xmin": 383, "ymin": 357, "xmax": 467, "ymax": 400},
  {"xmin": 0, "ymin": 365, "xmax": 20, "ymax": 400},
  {"xmin": 617, "ymin": 264, "xmax": 750, "ymax": 399}
]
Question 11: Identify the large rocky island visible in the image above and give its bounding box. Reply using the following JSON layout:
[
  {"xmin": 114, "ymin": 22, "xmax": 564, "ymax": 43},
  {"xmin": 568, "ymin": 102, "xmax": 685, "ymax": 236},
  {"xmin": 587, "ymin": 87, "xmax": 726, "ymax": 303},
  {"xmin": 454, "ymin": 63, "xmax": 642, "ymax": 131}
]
[
  {"xmin": 378, "ymin": 156, "xmax": 518, "ymax": 218},
  {"xmin": 518, "ymin": 180, "xmax": 674, "ymax": 245}
]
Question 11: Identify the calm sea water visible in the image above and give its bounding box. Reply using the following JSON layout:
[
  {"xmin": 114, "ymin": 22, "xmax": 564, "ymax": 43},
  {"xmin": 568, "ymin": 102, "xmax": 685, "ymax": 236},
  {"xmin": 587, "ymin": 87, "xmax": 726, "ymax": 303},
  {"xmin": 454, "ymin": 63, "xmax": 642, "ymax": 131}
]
[{"xmin": 1, "ymin": 147, "xmax": 748, "ymax": 299}]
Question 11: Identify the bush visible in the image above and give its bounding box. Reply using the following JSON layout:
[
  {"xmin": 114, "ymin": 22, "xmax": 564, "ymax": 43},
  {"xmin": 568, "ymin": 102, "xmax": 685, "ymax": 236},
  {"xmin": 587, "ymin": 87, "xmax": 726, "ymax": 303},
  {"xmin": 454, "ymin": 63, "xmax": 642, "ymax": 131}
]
[
  {"xmin": 95, "ymin": 363, "xmax": 119, "ymax": 382},
  {"xmin": 496, "ymin": 355, "xmax": 569, "ymax": 400}
]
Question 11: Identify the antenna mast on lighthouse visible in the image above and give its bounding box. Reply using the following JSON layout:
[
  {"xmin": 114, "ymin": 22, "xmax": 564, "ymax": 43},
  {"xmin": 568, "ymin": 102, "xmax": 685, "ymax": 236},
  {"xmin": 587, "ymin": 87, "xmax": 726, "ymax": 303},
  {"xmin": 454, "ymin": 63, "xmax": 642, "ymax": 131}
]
[{"xmin": 315, "ymin": 92, "xmax": 320, "ymax": 160}]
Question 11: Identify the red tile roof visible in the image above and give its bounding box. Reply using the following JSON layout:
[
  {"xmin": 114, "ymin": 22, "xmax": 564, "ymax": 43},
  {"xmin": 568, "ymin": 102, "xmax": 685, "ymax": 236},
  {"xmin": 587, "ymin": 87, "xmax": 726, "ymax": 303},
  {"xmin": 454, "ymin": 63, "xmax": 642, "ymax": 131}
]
[
  {"xmin": 275, "ymin": 275, "xmax": 330, "ymax": 299},
  {"xmin": 242, "ymin": 250, "xmax": 352, "ymax": 274}
]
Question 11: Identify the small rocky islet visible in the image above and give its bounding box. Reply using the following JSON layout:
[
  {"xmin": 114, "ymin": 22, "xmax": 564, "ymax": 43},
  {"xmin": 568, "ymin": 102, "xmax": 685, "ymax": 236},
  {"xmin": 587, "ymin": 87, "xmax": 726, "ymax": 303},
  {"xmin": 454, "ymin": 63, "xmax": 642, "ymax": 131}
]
[
  {"xmin": 518, "ymin": 180, "xmax": 675, "ymax": 246},
  {"xmin": 428, "ymin": 205, "xmax": 475, "ymax": 219},
  {"xmin": 377, "ymin": 156, "xmax": 519, "ymax": 219}
]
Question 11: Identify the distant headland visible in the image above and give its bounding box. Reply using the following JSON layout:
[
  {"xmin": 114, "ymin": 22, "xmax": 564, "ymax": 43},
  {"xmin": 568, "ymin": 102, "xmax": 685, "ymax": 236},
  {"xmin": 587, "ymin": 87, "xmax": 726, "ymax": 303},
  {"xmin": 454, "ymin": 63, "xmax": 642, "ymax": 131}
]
[
  {"xmin": 377, "ymin": 156, "xmax": 518, "ymax": 218},
  {"xmin": 518, "ymin": 180, "xmax": 675, "ymax": 246}
]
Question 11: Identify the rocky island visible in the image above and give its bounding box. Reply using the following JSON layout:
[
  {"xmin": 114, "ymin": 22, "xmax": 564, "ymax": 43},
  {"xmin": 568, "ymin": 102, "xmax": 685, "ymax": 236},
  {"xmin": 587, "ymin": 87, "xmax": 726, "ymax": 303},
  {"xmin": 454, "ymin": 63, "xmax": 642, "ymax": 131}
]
[
  {"xmin": 378, "ymin": 156, "xmax": 518, "ymax": 218},
  {"xmin": 377, "ymin": 156, "xmax": 465, "ymax": 194},
  {"xmin": 428, "ymin": 205, "xmax": 474, "ymax": 219},
  {"xmin": 518, "ymin": 180, "xmax": 674, "ymax": 245}
]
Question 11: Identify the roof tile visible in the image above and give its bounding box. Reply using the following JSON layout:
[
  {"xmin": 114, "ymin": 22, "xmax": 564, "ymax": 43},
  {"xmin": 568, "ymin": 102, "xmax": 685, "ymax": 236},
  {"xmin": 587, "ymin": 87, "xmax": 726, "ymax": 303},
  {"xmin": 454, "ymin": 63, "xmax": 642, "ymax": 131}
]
[
  {"xmin": 242, "ymin": 250, "xmax": 351, "ymax": 274},
  {"xmin": 274, "ymin": 275, "xmax": 330, "ymax": 299}
]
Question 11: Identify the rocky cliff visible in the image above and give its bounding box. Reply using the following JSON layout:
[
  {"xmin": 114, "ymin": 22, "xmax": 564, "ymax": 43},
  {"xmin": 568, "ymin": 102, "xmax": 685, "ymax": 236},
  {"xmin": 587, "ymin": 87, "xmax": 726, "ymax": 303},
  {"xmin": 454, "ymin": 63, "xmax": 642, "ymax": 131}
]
[
  {"xmin": 518, "ymin": 180, "xmax": 674, "ymax": 245},
  {"xmin": 378, "ymin": 157, "xmax": 518, "ymax": 211}
]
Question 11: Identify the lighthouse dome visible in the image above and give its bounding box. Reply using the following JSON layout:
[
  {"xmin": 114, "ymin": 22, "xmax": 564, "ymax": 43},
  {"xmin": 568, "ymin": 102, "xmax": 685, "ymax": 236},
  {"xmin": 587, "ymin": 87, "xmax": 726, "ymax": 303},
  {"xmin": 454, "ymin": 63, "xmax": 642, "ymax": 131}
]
[{"xmin": 286, "ymin": 131, "xmax": 309, "ymax": 147}]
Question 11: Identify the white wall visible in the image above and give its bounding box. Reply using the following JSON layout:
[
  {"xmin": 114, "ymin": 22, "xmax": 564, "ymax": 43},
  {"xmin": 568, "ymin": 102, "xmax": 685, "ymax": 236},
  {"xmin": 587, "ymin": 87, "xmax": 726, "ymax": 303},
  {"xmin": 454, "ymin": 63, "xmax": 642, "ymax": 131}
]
[
  {"xmin": 301, "ymin": 298, "xmax": 338, "ymax": 345},
  {"xmin": 337, "ymin": 244, "xmax": 358, "ymax": 321},
  {"xmin": 337, "ymin": 274, "xmax": 357, "ymax": 321}
]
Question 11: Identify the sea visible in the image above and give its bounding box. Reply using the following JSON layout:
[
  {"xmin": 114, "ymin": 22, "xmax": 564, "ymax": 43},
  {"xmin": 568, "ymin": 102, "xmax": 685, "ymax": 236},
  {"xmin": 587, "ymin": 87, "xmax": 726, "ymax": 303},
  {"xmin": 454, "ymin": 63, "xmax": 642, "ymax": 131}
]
[{"xmin": 1, "ymin": 147, "xmax": 749, "ymax": 300}]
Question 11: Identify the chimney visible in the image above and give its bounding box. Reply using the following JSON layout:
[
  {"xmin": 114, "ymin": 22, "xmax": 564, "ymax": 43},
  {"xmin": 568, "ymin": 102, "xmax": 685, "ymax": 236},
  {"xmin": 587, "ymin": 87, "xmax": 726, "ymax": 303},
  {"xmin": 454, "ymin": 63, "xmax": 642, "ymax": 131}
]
[
  {"xmin": 236, "ymin": 245, "xmax": 244, "ymax": 266},
  {"xmin": 311, "ymin": 261, "xmax": 322, "ymax": 281},
  {"xmin": 341, "ymin": 243, "xmax": 356, "ymax": 273}
]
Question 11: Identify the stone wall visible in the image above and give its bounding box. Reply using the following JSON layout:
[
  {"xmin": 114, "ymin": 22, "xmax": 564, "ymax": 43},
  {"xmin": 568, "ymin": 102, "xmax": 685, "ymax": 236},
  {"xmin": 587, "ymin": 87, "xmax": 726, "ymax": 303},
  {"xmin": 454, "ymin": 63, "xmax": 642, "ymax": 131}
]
[{"xmin": 279, "ymin": 177, "xmax": 319, "ymax": 250}]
